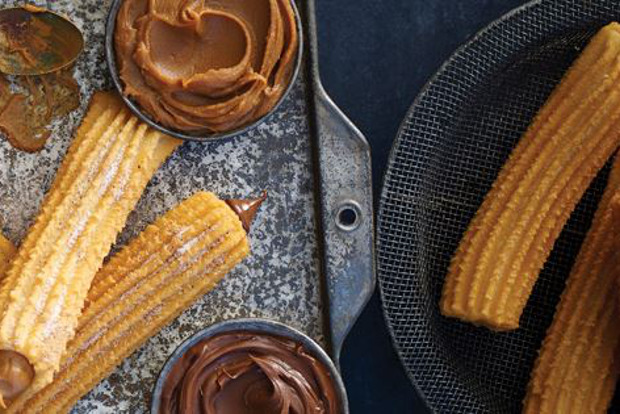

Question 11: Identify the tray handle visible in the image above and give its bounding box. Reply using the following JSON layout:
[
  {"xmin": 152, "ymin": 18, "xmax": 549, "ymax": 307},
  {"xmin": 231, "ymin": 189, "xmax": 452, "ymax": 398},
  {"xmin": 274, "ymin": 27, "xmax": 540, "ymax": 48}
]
[
  {"xmin": 312, "ymin": 86, "xmax": 375, "ymax": 365},
  {"xmin": 303, "ymin": 0, "xmax": 375, "ymax": 367},
  {"xmin": 304, "ymin": 0, "xmax": 376, "ymax": 365}
]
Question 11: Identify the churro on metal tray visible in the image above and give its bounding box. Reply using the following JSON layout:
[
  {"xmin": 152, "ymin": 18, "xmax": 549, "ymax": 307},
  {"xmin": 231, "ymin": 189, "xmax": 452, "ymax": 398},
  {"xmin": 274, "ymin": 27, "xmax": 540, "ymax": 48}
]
[
  {"xmin": 0, "ymin": 92, "xmax": 181, "ymax": 405},
  {"xmin": 8, "ymin": 192, "xmax": 255, "ymax": 413}
]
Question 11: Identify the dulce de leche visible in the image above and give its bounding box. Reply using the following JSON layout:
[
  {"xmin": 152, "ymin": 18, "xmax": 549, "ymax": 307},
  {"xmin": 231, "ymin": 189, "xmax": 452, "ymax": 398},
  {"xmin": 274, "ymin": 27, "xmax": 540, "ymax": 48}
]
[{"xmin": 114, "ymin": 0, "xmax": 299, "ymax": 134}]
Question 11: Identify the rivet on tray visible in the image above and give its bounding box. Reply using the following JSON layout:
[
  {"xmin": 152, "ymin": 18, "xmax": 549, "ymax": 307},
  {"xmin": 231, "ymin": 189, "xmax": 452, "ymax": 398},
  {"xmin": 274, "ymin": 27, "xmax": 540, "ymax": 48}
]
[{"xmin": 335, "ymin": 201, "xmax": 362, "ymax": 232}]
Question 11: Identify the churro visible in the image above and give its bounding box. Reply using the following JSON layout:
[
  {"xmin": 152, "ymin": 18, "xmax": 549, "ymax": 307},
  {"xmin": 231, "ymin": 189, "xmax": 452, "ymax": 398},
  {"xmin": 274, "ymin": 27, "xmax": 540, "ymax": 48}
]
[
  {"xmin": 0, "ymin": 234, "xmax": 15, "ymax": 280},
  {"xmin": 441, "ymin": 22, "xmax": 620, "ymax": 330},
  {"xmin": 522, "ymin": 156, "xmax": 620, "ymax": 414},
  {"xmin": 0, "ymin": 91, "xmax": 181, "ymax": 405},
  {"xmin": 9, "ymin": 192, "xmax": 253, "ymax": 413}
]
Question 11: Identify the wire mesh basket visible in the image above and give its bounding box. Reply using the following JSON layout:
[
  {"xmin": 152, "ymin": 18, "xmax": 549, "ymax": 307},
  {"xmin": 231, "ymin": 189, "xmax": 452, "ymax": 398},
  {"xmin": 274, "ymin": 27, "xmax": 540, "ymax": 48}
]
[{"xmin": 377, "ymin": 1, "xmax": 620, "ymax": 412}]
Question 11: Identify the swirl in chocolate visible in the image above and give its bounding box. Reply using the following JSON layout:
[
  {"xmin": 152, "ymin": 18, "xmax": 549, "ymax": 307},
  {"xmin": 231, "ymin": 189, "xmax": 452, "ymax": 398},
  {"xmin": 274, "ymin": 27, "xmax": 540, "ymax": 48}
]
[
  {"xmin": 160, "ymin": 332, "xmax": 340, "ymax": 414},
  {"xmin": 114, "ymin": 0, "xmax": 299, "ymax": 134}
]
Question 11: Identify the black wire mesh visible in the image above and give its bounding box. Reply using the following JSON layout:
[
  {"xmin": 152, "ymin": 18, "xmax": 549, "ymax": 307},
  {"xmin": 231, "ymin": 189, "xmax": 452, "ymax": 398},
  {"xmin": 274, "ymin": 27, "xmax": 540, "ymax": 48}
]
[{"xmin": 377, "ymin": 1, "xmax": 620, "ymax": 413}]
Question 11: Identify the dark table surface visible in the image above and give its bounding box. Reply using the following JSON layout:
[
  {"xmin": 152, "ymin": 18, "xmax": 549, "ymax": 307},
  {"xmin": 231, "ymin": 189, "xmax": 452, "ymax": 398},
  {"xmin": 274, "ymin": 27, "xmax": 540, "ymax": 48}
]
[{"xmin": 315, "ymin": 0, "xmax": 530, "ymax": 412}]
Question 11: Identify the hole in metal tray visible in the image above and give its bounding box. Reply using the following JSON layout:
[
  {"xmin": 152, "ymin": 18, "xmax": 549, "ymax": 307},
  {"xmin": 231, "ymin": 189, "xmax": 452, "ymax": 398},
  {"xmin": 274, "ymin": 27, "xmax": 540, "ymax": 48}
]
[{"xmin": 336, "ymin": 201, "xmax": 362, "ymax": 232}]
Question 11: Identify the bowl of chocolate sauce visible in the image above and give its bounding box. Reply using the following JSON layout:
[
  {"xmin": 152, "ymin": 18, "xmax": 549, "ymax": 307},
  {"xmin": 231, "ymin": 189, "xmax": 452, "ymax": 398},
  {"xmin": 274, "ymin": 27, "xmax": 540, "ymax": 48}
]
[{"xmin": 151, "ymin": 318, "xmax": 348, "ymax": 414}]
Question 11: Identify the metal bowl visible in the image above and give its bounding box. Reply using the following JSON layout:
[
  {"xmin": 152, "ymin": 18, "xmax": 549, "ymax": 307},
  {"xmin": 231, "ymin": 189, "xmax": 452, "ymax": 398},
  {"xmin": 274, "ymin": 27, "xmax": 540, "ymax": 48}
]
[
  {"xmin": 105, "ymin": 0, "xmax": 304, "ymax": 142},
  {"xmin": 150, "ymin": 318, "xmax": 349, "ymax": 413}
]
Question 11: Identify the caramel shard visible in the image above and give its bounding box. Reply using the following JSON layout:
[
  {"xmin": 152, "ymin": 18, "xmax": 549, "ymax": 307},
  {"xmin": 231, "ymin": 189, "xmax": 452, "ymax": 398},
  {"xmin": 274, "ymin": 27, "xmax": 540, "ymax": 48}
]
[
  {"xmin": 0, "ymin": 69, "xmax": 80, "ymax": 152},
  {"xmin": 10, "ymin": 192, "xmax": 249, "ymax": 413},
  {"xmin": 441, "ymin": 22, "xmax": 620, "ymax": 330},
  {"xmin": 0, "ymin": 91, "xmax": 181, "ymax": 403}
]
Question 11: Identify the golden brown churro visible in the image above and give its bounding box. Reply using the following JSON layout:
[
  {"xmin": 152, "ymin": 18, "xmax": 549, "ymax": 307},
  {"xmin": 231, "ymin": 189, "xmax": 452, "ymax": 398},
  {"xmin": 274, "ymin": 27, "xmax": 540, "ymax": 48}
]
[
  {"xmin": 0, "ymin": 235, "xmax": 15, "ymax": 280},
  {"xmin": 0, "ymin": 92, "xmax": 181, "ymax": 405},
  {"xmin": 441, "ymin": 23, "xmax": 620, "ymax": 330},
  {"xmin": 8, "ymin": 192, "xmax": 251, "ymax": 413},
  {"xmin": 522, "ymin": 157, "xmax": 620, "ymax": 413}
]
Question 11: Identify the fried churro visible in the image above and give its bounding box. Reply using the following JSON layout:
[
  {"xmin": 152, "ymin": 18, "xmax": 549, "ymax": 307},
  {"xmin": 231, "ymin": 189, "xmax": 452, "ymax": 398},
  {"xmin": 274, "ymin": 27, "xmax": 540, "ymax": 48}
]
[
  {"xmin": 0, "ymin": 91, "xmax": 181, "ymax": 405},
  {"xmin": 0, "ymin": 234, "xmax": 15, "ymax": 280},
  {"xmin": 441, "ymin": 22, "xmax": 620, "ymax": 330},
  {"xmin": 9, "ymin": 192, "xmax": 253, "ymax": 413},
  {"xmin": 522, "ymin": 156, "xmax": 620, "ymax": 414}
]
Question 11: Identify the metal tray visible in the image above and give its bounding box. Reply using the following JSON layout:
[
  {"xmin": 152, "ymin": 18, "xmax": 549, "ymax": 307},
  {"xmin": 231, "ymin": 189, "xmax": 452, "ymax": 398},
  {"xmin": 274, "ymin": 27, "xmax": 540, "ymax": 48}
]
[{"xmin": 0, "ymin": 0, "xmax": 374, "ymax": 412}]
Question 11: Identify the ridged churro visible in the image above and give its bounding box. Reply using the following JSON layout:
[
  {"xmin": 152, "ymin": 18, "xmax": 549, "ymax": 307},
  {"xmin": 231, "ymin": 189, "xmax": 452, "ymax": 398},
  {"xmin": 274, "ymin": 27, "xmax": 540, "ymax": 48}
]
[
  {"xmin": 0, "ymin": 91, "xmax": 181, "ymax": 405},
  {"xmin": 8, "ymin": 192, "xmax": 252, "ymax": 413},
  {"xmin": 0, "ymin": 234, "xmax": 15, "ymax": 280},
  {"xmin": 522, "ymin": 157, "xmax": 620, "ymax": 414},
  {"xmin": 441, "ymin": 22, "xmax": 620, "ymax": 330}
]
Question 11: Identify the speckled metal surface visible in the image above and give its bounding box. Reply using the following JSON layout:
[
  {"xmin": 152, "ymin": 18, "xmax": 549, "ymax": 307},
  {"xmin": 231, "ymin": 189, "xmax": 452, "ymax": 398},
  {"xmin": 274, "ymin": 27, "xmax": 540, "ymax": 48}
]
[{"xmin": 0, "ymin": 0, "xmax": 370, "ymax": 412}]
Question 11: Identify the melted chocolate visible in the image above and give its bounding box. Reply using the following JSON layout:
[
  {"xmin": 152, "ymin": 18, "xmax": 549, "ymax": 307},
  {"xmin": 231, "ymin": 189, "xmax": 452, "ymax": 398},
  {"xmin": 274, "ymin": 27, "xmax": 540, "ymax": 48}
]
[
  {"xmin": 159, "ymin": 332, "xmax": 340, "ymax": 414},
  {"xmin": 226, "ymin": 191, "xmax": 267, "ymax": 233},
  {"xmin": 0, "ymin": 350, "xmax": 34, "ymax": 407}
]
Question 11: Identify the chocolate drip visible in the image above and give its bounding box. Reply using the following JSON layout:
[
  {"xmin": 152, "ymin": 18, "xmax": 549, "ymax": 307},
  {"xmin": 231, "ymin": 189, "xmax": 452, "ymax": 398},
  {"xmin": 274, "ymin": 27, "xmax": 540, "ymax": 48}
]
[
  {"xmin": 0, "ymin": 350, "xmax": 34, "ymax": 408},
  {"xmin": 226, "ymin": 191, "xmax": 267, "ymax": 233}
]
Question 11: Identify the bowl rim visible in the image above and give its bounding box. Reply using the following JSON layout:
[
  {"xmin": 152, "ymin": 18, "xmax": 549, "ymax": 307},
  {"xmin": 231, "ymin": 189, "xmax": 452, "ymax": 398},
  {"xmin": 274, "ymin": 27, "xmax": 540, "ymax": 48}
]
[
  {"xmin": 150, "ymin": 318, "xmax": 350, "ymax": 413},
  {"xmin": 104, "ymin": 0, "xmax": 304, "ymax": 142}
]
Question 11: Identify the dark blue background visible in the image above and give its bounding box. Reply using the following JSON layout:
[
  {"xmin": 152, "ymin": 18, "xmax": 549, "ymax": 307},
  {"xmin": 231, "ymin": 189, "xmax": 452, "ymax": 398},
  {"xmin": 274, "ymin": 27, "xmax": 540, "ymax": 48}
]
[{"xmin": 315, "ymin": 0, "xmax": 528, "ymax": 412}]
